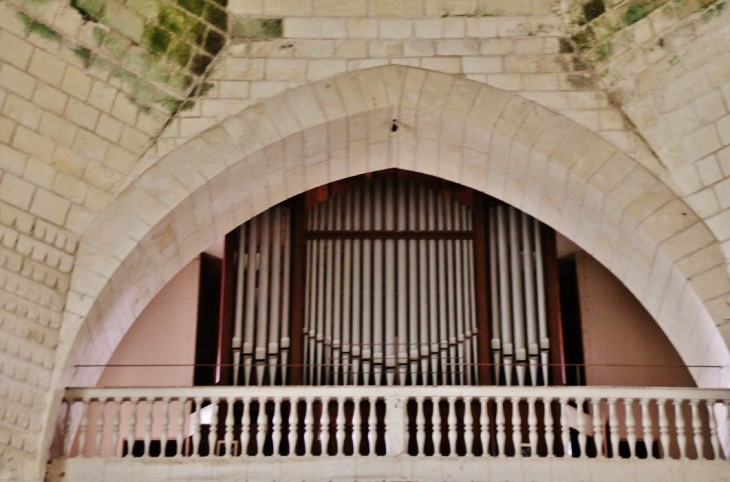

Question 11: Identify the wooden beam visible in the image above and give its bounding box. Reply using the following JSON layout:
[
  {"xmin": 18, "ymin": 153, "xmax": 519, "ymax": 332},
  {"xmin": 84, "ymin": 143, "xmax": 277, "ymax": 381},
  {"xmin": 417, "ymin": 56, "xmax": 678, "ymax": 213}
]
[
  {"xmin": 541, "ymin": 225, "xmax": 565, "ymax": 386},
  {"xmin": 216, "ymin": 228, "xmax": 239, "ymax": 385},
  {"xmin": 473, "ymin": 196, "xmax": 492, "ymax": 385},
  {"xmin": 288, "ymin": 195, "xmax": 307, "ymax": 385}
]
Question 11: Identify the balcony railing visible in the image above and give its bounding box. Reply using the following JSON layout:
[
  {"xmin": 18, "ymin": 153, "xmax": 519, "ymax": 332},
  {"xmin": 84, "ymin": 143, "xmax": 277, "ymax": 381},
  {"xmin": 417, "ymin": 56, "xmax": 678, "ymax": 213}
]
[{"xmin": 59, "ymin": 386, "xmax": 729, "ymax": 461}]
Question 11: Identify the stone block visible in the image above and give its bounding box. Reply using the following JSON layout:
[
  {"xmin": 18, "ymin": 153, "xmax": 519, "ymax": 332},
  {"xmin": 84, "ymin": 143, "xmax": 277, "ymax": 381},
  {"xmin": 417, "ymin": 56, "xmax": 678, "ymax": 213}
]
[
  {"xmin": 0, "ymin": 64, "xmax": 37, "ymax": 99},
  {"xmin": 0, "ymin": 173, "xmax": 34, "ymax": 210},
  {"xmin": 103, "ymin": 1, "xmax": 144, "ymax": 43},
  {"xmin": 0, "ymin": 31, "xmax": 33, "ymax": 70},
  {"xmin": 29, "ymin": 188, "xmax": 70, "ymax": 226}
]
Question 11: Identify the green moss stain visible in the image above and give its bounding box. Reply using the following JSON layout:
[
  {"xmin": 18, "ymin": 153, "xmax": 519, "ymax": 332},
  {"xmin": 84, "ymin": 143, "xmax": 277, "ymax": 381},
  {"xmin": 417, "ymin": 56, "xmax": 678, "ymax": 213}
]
[
  {"xmin": 233, "ymin": 17, "xmax": 284, "ymax": 39},
  {"xmin": 66, "ymin": 0, "xmax": 228, "ymax": 119},
  {"xmin": 583, "ymin": 0, "xmax": 606, "ymax": 21},
  {"xmin": 18, "ymin": 13, "xmax": 62, "ymax": 41},
  {"xmin": 71, "ymin": 0, "xmax": 103, "ymax": 21},
  {"xmin": 624, "ymin": 3, "xmax": 656, "ymax": 24}
]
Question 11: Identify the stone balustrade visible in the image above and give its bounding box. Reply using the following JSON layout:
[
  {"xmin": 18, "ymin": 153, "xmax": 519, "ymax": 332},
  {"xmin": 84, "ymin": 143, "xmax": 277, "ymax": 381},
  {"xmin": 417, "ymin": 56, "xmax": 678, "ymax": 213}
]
[{"xmin": 58, "ymin": 385, "xmax": 730, "ymax": 461}]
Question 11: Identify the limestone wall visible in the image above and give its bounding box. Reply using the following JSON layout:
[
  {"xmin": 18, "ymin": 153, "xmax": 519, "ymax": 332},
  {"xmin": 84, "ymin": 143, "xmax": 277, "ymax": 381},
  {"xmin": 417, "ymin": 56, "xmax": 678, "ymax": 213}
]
[{"xmin": 0, "ymin": 1, "xmax": 728, "ymax": 480}]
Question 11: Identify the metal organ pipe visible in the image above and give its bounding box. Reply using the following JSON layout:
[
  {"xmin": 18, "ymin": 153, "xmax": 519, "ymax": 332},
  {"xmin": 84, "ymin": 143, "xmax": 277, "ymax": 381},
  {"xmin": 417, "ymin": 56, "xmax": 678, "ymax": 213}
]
[
  {"xmin": 332, "ymin": 197, "xmax": 343, "ymax": 385},
  {"xmin": 488, "ymin": 210, "xmax": 501, "ymax": 384},
  {"xmin": 534, "ymin": 218, "xmax": 550, "ymax": 385},
  {"xmin": 384, "ymin": 178, "xmax": 397, "ymax": 386},
  {"xmin": 508, "ymin": 207, "xmax": 526, "ymax": 387},
  {"xmin": 280, "ymin": 210, "xmax": 291, "ymax": 384},
  {"xmin": 418, "ymin": 186, "xmax": 430, "ymax": 382},
  {"xmin": 396, "ymin": 178, "xmax": 409, "ymax": 385},
  {"xmin": 255, "ymin": 210, "xmax": 271, "ymax": 385},
  {"xmin": 232, "ymin": 224, "xmax": 246, "ymax": 386},
  {"xmin": 496, "ymin": 206, "xmax": 513, "ymax": 386},
  {"xmin": 361, "ymin": 186, "xmax": 372, "ymax": 384},
  {"xmin": 522, "ymin": 213, "xmax": 538, "ymax": 386},
  {"xmin": 268, "ymin": 207, "xmax": 282, "ymax": 385},
  {"xmin": 372, "ymin": 179, "xmax": 384, "ymax": 385},
  {"xmin": 243, "ymin": 216, "xmax": 258, "ymax": 386},
  {"xmin": 341, "ymin": 191, "xmax": 353, "ymax": 385}
]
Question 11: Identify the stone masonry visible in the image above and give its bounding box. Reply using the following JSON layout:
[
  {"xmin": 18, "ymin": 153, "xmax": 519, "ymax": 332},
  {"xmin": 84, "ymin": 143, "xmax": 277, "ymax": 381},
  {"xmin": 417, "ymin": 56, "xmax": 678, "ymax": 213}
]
[{"xmin": 0, "ymin": 0, "xmax": 729, "ymax": 480}]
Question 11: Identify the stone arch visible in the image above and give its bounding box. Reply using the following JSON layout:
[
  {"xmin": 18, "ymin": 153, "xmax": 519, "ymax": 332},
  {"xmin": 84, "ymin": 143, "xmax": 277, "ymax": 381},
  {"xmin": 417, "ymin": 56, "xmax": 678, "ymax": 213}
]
[{"xmin": 42, "ymin": 64, "xmax": 730, "ymax": 467}]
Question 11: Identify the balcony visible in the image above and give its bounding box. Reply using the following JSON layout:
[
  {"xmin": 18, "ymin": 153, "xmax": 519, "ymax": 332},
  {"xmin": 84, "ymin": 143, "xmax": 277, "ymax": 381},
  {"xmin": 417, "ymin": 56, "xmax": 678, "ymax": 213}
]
[{"xmin": 49, "ymin": 385, "xmax": 730, "ymax": 481}]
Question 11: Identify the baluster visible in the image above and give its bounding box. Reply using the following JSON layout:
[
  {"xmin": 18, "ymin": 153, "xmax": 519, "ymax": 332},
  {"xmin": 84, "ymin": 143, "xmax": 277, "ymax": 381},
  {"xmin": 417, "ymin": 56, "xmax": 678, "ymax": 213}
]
[
  {"xmin": 160, "ymin": 397, "xmax": 170, "ymax": 458},
  {"xmin": 479, "ymin": 397, "xmax": 490, "ymax": 457},
  {"xmin": 544, "ymin": 397, "xmax": 554, "ymax": 457},
  {"xmin": 368, "ymin": 397, "xmax": 377, "ymax": 456},
  {"xmin": 256, "ymin": 399, "xmax": 267, "ymax": 456},
  {"xmin": 176, "ymin": 398, "xmax": 185, "ymax": 457},
  {"xmin": 658, "ymin": 399, "xmax": 669, "ymax": 459},
  {"xmin": 352, "ymin": 397, "xmax": 362, "ymax": 456},
  {"xmin": 511, "ymin": 397, "xmax": 522, "ymax": 458},
  {"xmin": 674, "ymin": 399, "xmax": 686, "ymax": 459},
  {"xmin": 496, "ymin": 397, "xmax": 505, "ymax": 458},
  {"xmin": 125, "ymin": 398, "xmax": 138, "ymax": 459},
  {"xmin": 288, "ymin": 397, "xmax": 299, "ymax": 456},
  {"xmin": 592, "ymin": 398, "xmax": 604, "ymax": 458},
  {"xmin": 691, "ymin": 399, "xmax": 703, "ymax": 460},
  {"xmin": 192, "ymin": 397, "xmax": 202, "ymax": 457},
  {"xmin": 78, "ymin": 398, "xmax": 90, "ymax": 458},
  {"xmin": 624, "ymin": 398, "xmax": 635, "ymax": 459},
  {"xmin": 62, "ymin": 400, "xmax": 74, "ymax": 457},
  {"xmin": 448, "ymin": 397, "xmax": 457, "ymax": 456},
  {"xmin": 560, "ymin": 398, "xmax": 569, "ymax": 458},
  {"xmin": 240, "ymin": 397, "xmax": 251, "ymax": 457},
  {"xmin": 272, "ymin": 397, "xmax": 282, "ymax": 456},
  {"xmin": 706, "ymin": 400, "xmax": 720, "ymax": 460},
  {"xmin": 576, "ymin": 397, "xmax": 586, "ymax": 458},
  {"xmin": 416, "ymin": 397, "xmax": 425, "ymax": 455},
  {"xmin": 208, "ymin": 398, "xmax": 219, "ymax": 457},
  {"xmin": 527, "ymin": 397, "xmax": 536, "ymax": 457},
  {"xmin": 320, "ymin": 397, "xmax": 330, "ymax": 456},
  {"xmin": 640, "ymin": 398, "xmax": 652, "ymax": 459},
  {"xmin": 305, "ymin": 397, "xmax": 314, "ymax": 456},
  {"xmin": 336, "ymin": 397, "xmax": 346, "ymax": 455},
  {"xmin": 433, "ymin": 397, "xmax": 442, "ymax": 456},
  {"xmin": 465, "ymin": 397, "xmax": 474, "ymax": 456},
  {"xmin": 224, "ymin": 397, "xmax": 234, "ymax": 457},
  {"xmin": 143, "ymin": 398, "xmax": 154, "ymax": 458},
  {"xmin": 608, "ymin": 398, "xmax": 618, "ymax": 459},
  {"xmin": 94, "ymin": 397, "xmax": 106, "ymax": 457},
  {"xmin": 110, "ymin": 398, "xmax": 122, "ymax": 457}
]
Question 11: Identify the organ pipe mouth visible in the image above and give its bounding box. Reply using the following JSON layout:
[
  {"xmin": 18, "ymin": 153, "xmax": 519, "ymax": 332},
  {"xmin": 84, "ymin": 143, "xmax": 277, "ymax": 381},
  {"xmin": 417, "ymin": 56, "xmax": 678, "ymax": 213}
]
[{"xmin": 391, "ymin": 119, "xmax": 398, "ymax": 132}]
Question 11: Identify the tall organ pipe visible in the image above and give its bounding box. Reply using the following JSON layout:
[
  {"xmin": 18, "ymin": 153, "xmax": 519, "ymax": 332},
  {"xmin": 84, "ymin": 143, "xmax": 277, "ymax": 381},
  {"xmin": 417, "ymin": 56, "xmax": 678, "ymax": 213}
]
[
  {"xmin": 361, "ymin": 186, "xmax": 372, "ymax": 385},
  {"xmin": 436, "ymin": 193, "xmax": 449, "ymax": 384},
  {"xmin": 465, "ymin": 206, "xmax": 478, "ymax": 385},
  {"xmin": 522, "ymin": 213, "xmax": 538, "ymax": 386},
  {"xmin": 443, "ymin": 196, "xmax": 457, "ymax": 385},
  {"xmin": 372, "ymin": 179, "xmax": 384, "ymax": 385},
  {"xmin": 453, "ymin": 201, "xmax": 466, "ymax": 385},
  {"xmin": 427, "ymin": 190, "xmax": 439, "ymax": 383},
  {"xmin": 508, "ymin": 207, "xmax": 526, "ymax": 386},
  {"xmin": 341, "ymin": 191, "xmax": 353, "ymax": 385},
  {"xmin": 496, "ymin": 206, "xmax": 513, "ymax": 386},
  {"xmin": 315, "ymin": 204, "xmax": 327, "ymax": 385},
  {"xmin": 243, "ymin": 217, "xmax": 258, "ymax": 386},
  {"xmin": 323, "ymin": 201, "xmax": 335, "ymax": 385},
  {"xmin": 232, "ymin": 225, "xmax": 246, "ymax": 386},
  {"xmin": 255, "ymin": 210, "xmax": 271, "ymax": 385},
  {"xmin": 418, "ymin": 186, "xmax": 430, "ymax": 382},
  {"xmin": 489, "ymin": 209, "xmax": 500, "ymax": 384},
  {"xmin": 534, "ymin": 218, "xmax": 549, "ymax": 385},
  {"xmin": 384, "ymin": 178, "xmax": 397, "ymax": 385},
  {"xmin": 280, "ymin": 209, "xmax": 291, "ymax": 384},
  {"xmin": 396, "ymin": 178, "xmax": 409, "ymax": 385},
  {"xmin": 332, "ymin": 197, "xmax": 343, "ymax": 385},
  {"xmin": 351, "ymin": 188, "xmax": 362, "ymax": 384},
  {"xmin": 306, "ymin": 206, "xmax": 320, "ymax": 385},
  {"xmin": 268, "ymin": 207, "xmax": 282, "ymax": 385}
]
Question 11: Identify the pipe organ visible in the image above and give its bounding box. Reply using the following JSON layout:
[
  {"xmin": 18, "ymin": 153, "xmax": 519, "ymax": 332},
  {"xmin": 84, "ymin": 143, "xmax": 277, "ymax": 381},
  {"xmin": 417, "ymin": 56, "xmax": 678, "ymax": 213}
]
[{"xmin": 223, "ymin": 171, "xmax": 562, "ymax": 388}]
